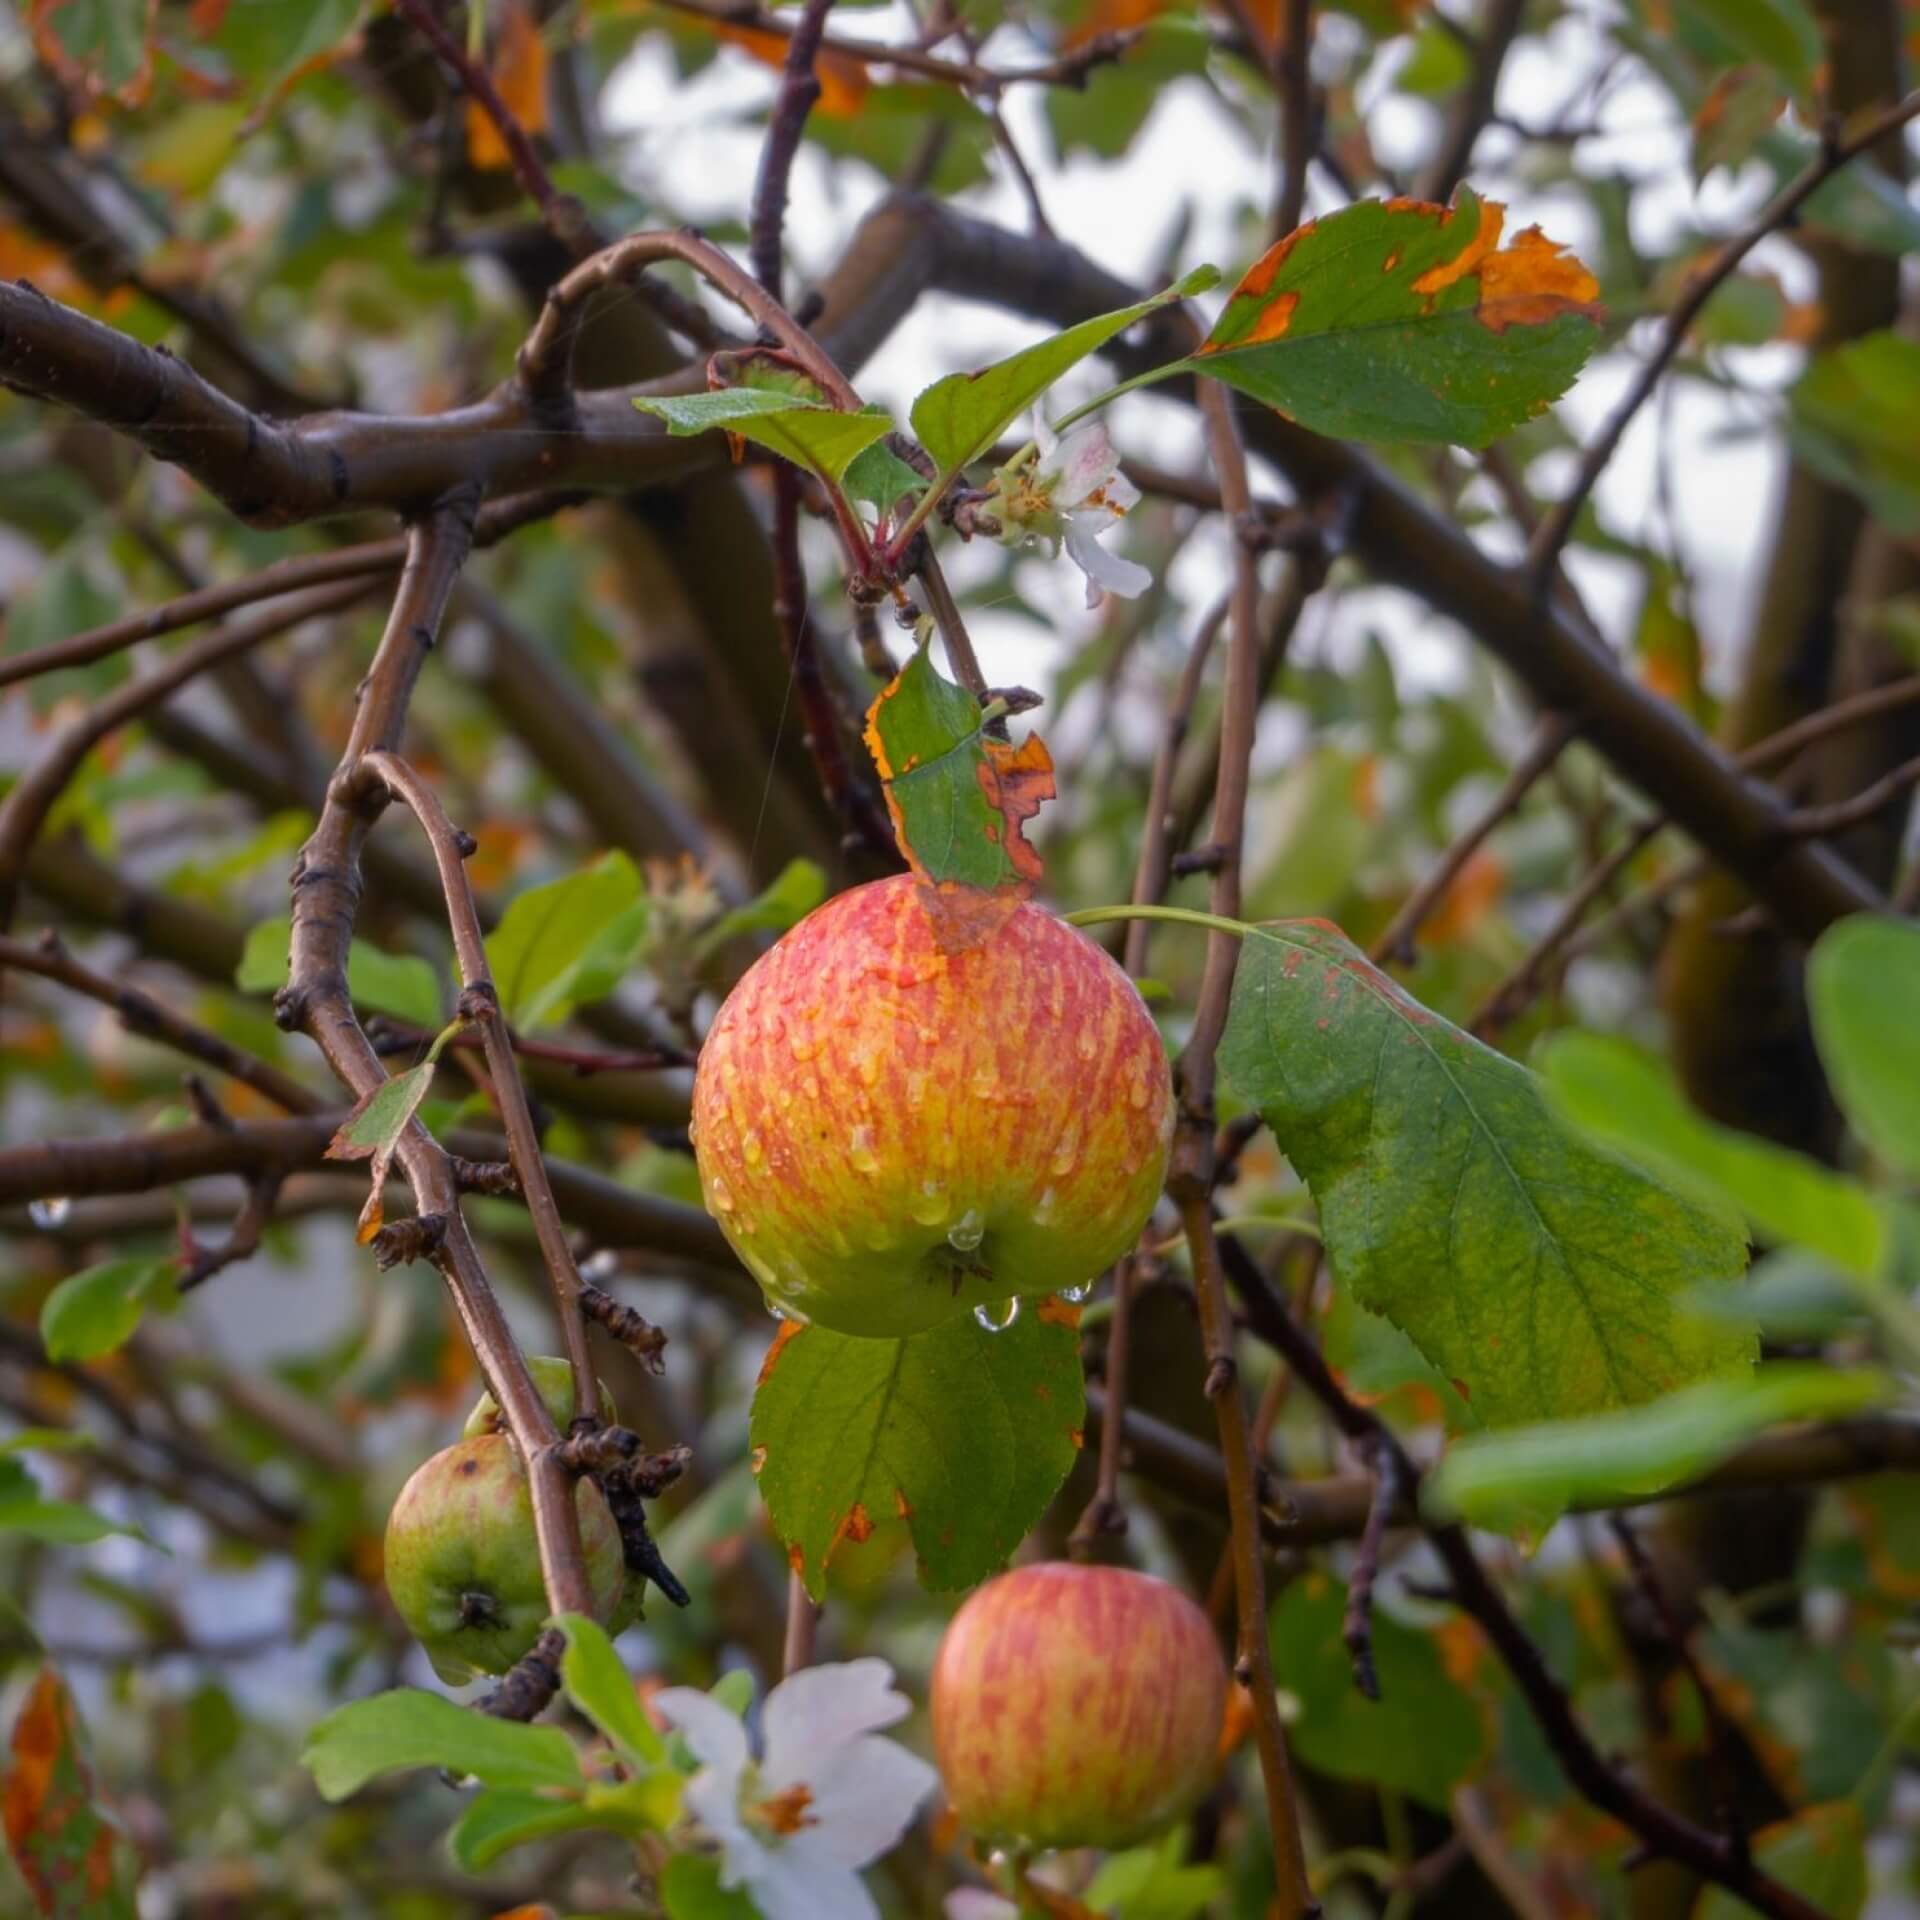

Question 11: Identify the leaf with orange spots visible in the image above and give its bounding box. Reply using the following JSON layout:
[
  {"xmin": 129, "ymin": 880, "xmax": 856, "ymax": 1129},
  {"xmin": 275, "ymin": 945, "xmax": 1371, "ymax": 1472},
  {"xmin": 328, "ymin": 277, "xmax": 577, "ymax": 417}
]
[
  {"xmin": 1219, "ymin": 919, "xmax": 1750, "ymax": 1426},
  {"xmin": 30, "ymin": 0, "xmax": 156, "ymax": 106},
  {"xmin": 3, "ymin": 1667, "xmax": 141, "ymax": 1917},
  {"xmin": 707, "ymin": 18, "xmax": 870, "ymax": 114},
  {"xmin": 1696, "ymin": 1803, "xmax": 1866, "ymax": 1920},
  {"xmin": 864, "ymin": 647, "xmax": 1055, "ymax": 894},
  {"xmin": 467, "ymin": 0, "xmax": 547, "ymax": 170},
  {"xmin": 1185, "ymin": 188, "xmax": 1603, "ymax": 448},
  {"xmin": 749, "ymin": 1305, "xmax": 1084, "ymax": 1601}
]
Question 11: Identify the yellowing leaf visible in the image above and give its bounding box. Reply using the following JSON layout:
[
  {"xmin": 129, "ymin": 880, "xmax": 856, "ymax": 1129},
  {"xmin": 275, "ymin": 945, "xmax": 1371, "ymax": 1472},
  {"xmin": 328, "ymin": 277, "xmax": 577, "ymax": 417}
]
[
  {"xmin": 467, "ymin": 0, "xmax": 547, "ymax": 172},
  {"xmin": 863, "ymin": 650, "xmax": 1055, "ymax": 894},
  {"xmin": 1190, "ymin": 189, "xmax": 1603, "ymax": 448}
]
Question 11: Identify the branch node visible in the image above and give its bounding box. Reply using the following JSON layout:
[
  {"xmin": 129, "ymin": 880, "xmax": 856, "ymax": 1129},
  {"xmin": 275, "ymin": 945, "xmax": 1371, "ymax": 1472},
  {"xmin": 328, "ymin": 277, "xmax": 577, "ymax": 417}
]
[
  {"xmin": 475, "ymin": 1627, "xmax": 566, "ymax": 1722},
  {"xmin": 371, "ymin": 1211, "xmax": 450, "ymax": 1270}
]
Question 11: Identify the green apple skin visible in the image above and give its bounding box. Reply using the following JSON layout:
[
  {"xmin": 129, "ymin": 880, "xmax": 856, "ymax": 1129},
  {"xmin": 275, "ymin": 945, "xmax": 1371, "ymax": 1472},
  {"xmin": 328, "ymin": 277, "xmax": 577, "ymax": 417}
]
[
  {"xmin": 383, "ymin": 1433, "xmax": 626, "ymax": 1683},
  {"xmin": 931, "ymin": 1562, "xmax": 1228, "ymax": 1851},
  {"xmin": 692, "ymin": 874, "xmax": 1173, "ymax": 1338}
]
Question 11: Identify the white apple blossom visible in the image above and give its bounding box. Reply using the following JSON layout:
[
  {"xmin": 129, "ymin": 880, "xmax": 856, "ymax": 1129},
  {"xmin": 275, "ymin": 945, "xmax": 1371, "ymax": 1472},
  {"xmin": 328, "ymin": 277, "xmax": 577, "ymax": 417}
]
[
  {"xmin": 945, "ymin": 1890, "xmax": 1019, "ymax": 1920},
  {"xmin": 982, "ymin": 416, "xmax": 1152, "ymax": 609},
  {"xmin": 656, "ymin": 1658, "xmax": 939, "ymax": 1920}
]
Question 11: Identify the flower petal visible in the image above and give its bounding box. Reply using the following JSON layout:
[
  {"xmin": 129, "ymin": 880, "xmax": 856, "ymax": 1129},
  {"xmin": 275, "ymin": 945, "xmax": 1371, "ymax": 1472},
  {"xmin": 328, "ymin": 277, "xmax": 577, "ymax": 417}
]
[
  {"xmin": 746, "ymin": 1839, "xmax": 881, "ymax": 1920},
  {"xmin": 683, "ymin": 1766, "xmax": 757, "ymax": 1868},
  {"xmin": 1051, "ymin": 423, "xmax": 1121, "ymax": 509},
  {"xmin": 762, "ymin": 1659, "xmax": 909, "ymax": 1779},
  {"xmin": 1103, "ymin": 469, "xmax": 1142, "ymax": 513},
  {"xmin": 654, "ymin": 1686, "xmax": 753, "ymax": 1778},
  {"xmin": 1033, "ymin": 413, "xmax": 1059, "ymax": 462},
  {"xmin": 788, "ymin": 1734, "xmax": 939, "ymax": 1868},
  {"xmin": 1065, "ymin": 519, "xmax": 1153, "ymax": 605},
  {"xmin": 947, "ymin": 1893, "xmax": 1021, "ymax": 1920}
]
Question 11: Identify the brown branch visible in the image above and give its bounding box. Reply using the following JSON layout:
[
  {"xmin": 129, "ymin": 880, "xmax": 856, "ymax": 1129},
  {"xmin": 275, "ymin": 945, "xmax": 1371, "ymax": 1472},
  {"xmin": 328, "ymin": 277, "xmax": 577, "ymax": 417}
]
[
  {"xmin": 0, "ymin": 1114, "xmax": 734, "ymax": 1271},
  {"xmin": 518, "ymin": 229, "xmax": 858, "ymax": 418},
  {"xmin": 178, "ymin": 1173, "xmax": 284, "ymax": 1292},
  {"xmin": 1339, "ymin": 1435, "xmax": 1403, "ymax": 1702},
  {"xmin": 0, "ymin": 930, "xmax": 319, "ymax": 1114},
  {"xmin": 1273, "ymin": 0, "xmax": 1314, "ymax": 239},
  {"xmin": 1369, "ymin": 712, "xmax": 1575, "ymax": 966},
  {"xmin": 0, "ymin": 490, "xmax": 578, "ymax": 694},
  {"xmin": 652, "ymin": 0, "xmax": 1142, "ymax": 93},
  {"xmin": 783, "ymin": 1569, "xmax": 820, "ymax": 1676},
  {"xmin": 0, "ymin": 579, "xmax": 374, "ymax": 929},
  {"xmin": 1781, "ymin": 749, "xmax": 1920, "ymax": 838},
  {"xmin": 1173, "ymin": 369, "xmax": 1317, "ymax": 1919},
  {"xmin": 359, "ymin": 748, "xmax": 603, "ymax": 1428},
  {"xmin": 1221, "ymin": 1246, "xmax": 1831, "ymax": 1920},
  {"xmin": 1530, "ymin": 87, "xmax": 1920, "ymax": 579},
  {"xmin": 1414, "ymin": 0, "xmax": 1527, "ymax": 204},
  {"xmin": 278, "ymin": 501, "xmax": 596, "ymax": 1621}
]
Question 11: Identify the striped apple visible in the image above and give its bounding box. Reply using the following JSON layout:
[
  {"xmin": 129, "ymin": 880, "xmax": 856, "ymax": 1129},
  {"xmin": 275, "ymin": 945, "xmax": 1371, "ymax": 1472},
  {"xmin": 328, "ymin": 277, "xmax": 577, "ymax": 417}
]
[
  {"xmin": 691, "ymin": 874, "xmax": 1173, "ymax": 1338},
  {"xmin": 931, "ymin": 1562, "xmax": 1229, "ymax": 1849}
]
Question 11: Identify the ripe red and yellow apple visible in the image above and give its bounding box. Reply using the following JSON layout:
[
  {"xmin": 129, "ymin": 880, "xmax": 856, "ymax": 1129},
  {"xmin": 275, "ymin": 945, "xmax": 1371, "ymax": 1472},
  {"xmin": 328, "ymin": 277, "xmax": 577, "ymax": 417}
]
[
  {"xmin": 383, "ymin": 1432, "xmax": 626, "ymax": 1684},
  {"xmin": 692, "ymin": 875, "xmax": 1173, "ymax": 1338},
  {"xmin": 931, "ymin": 1562, "xmax": 1228, "ymax": 1850}
]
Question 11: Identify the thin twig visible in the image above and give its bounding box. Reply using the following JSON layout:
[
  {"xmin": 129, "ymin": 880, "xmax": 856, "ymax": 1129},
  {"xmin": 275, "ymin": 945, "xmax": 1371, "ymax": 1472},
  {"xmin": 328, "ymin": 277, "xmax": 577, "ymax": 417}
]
[
  {"xmin": 1340, "ymin": 1437, "xmax": 1404, "ymax": 1701},
  {"xmin": 0, "ymin": 931, "xmax": 319, "ymax": 1114},
  {"xmin": 360, "ymin": 750, "xmax": 603, "ymax": 1431},
  {"xmin": 0, "ymin": 579, "xmax": 373, "ymax": 929},
  {"xmin": 1369, "ymin": 713, "xmax": 1574, "ymax": 966},
  {"xmin": 1272, "ymin": 0, "xmax": 1314, "ymax": 239},
  {"xmin": 1530, "ymin": 87, "xmax": 1920, "ymax": 580},
  {"xmin": 279, "ymin": 501, "xmax": 598, "ymax": 1620},
  {"xmin": 782, "ymin": 1569, "xmax": 820, "ymax": 1676}
]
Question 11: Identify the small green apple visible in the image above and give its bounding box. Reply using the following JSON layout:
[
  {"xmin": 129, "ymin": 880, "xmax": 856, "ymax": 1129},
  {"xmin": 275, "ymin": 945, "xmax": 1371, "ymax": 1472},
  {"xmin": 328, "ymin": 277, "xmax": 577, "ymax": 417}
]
[
  {"xmin": 931, "ymin": 1562, "xmax": 1228, "ymax": 1850},
  {"xmin": 383, "ymin": 1432, "xmax": 626, "ymax": 1683},
  {"xmin": 462, "ymin": 1354, "xmax": 613, "ymax": 1440}
]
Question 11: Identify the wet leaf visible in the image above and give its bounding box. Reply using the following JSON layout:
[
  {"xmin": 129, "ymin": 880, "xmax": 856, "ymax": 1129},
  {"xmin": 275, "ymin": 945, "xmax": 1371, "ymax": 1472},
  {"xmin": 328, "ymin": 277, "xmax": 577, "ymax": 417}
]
[
  {"xmin": 302, "ymin": 1689, "xmax": 583, "ymax": 1801},
  {"xmin": 750, "ymin": 1303, "xmax": 1084, "ymax": 1601},
  {"xmin": 1187, "ymin": 189, "xmax": 1602, "ymax": 448},
  {"xmin": 1219, "ymin": 921, "xmax": 1753, "ymax": 1427},
  {"xmin": 2, "ymin": 1667, "xmax": 140, "ymax": 1916},
  {"xmin": 324, "ymin": 1059, "xmax": 440, "ymax": 1244},
  {"xmin": 555, "ymin": 1614, "xmax": 667, "ymax": 1769},
  {"xmin": 862, "ymin": 650, "xmax": 1055, "ymax": 892}
]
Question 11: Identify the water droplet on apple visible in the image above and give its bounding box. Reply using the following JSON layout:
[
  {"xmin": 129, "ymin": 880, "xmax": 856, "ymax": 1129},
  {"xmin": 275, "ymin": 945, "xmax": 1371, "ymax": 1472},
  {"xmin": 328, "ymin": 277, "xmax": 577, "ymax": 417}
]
[
  {"xmin": 864, "ymin": 1223, "xmax": 896, "ymax": 1251},
  {"xmin": 1128, "ymin": 1073, "xmax": 1151, "ymax": 1110},
  {"xmin": 1033, "ymin": 1185, "xmax": 1058, "ymax": 1223},
  {"xmin": 947, "ymin": 1208, "xmax": 986, "ymax": 1254},
  {"xmin": 708, "ymin": 1178, "xmax": 735, "ymax": 1214},
  {"xmin": 1061, "ymin": 1280, "xmax": 1094, "ymax": 1303},
  {"xmin": 849, "ymin": 1126, "xmax": 880, "ymax": 1174},
  {"xmin": 742, "ymin": 1131, "xmax": 764, "ymax": 1167},
  {"xmin": 788, "ymin": 1027, "xmax": 815, "ymax": 1062},
  {"xmin": 973, "ymin": 1297, "xmax": 1020, "ymax": 1333},
  {"xmin": 905, "ymin": 1070, "xmax": 928, "ymax": 1109},
  {"xmin": 908, "ymin": 1181, "xmax": 950, "ymax": 1227},
  {"xmin": 29, "ymin": 1196, "xmax": 70, "ymax": 1229},
  {"xmin": 854, "ymin": 1043, "xmax": 881, "ymax": 1087},
  {"xmin": 1049, "ymin": 1133, "xmax": 1081, "ymax": 1177},
  {"xmin": 1075, "ymin": 1028, "xmax": 1098, "ymax": 1061}
]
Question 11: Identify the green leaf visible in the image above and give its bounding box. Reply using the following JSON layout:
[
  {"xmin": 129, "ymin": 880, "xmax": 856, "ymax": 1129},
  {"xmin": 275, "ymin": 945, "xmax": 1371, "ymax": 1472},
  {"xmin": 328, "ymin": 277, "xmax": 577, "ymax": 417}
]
[
  {"xmin": 202, "ymin": 0, "xmax": 364, "ymax": 93},
  {"xmin": 236, "ymin": 916, "xmax": 442, "ymax": 1028},
  {"xmin": 660, "ymin": 1851, "xmax": 761, "ymax": 1919},
  {"xmin": 35, "ymin": 0, "xmax": 151, "ymax": 97},
  {"xmin": 0, "ymin": 1493, "xmax": 140, "ymax": 1546},
  {"xmin": 1541, "ymin": 1032, "xmax": 1885, "ymax": 1277},
  {"xmin": 1425, "ymin": 1365, "xmax": 1893, "ymax": 1535},
  {"xmin": 1697, "ymin": 1803, "xmax": 1868, "ymax": 1920},
  {"xmin": 323, "ymin": 1057, "xmax": 445, "ymax": 1244},
  {"xmin": 1218, "ymin": 922, "xmax": 1753, "ymax": 1427},
  {"xmin": 1676, "ymin": 0, "xmax": 1823, "ymax": 99},
  {"xmin": 484, "ymin": 852, "xmax": 646, "ymax": 1030},
  {"xmin": 1269, "ymin": 1572, "xmax": 1490, "ymax": 1810},
  {"xmin": 40, "ymin": 1258, "xmax": 178, "ymax": 1365},
  {"xmin": 750, "ymin": 1301, "xmax": 1085, "ymax": 1602},
  {"xmin": 910, "ymin": 268, "xmax": 1216, "ymax": 482},
  {"xmin": 1083, "ymin": 1828, "xmax": 1225, "ymax": 1920},
  {"xmin": 302, "ymin": 1689, "xmax": 583, "ymax": 1802},
  {"xmin": 631, "ymin": 389, "xmax": 893, "ymax": 487},
  {"xmin": 843, "ymin": 439, "xmax": 928, "ymax": 516},
  {"xmin": 1790, "ymin": 333, "xmax": 1920, "ymax": 537},
  {"xmin": 694, "ymin": 858, "xmax": 825, "ymax": 962},
  {"xmin": 556, "ymin": 1613, "xmax": 666, "ymax": 1768},
  {"xmin": 1188, "ymin": 189, "xmax": 1603, "ymax": 449},
  {"xmin": 862, "ymin": 649, "xmax": 1055, "ymax": 891},
  {"xmin": 445, "ymin": 1785, "xmax": 598, "ymax": 1873},
  {"xmin": 0, "ymin": 1430, "xmax": 94, "ymax": 1458},
  {"xmin": 1808, "ymin": 916, "xmax": 1920, "ymax": 1177}
]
